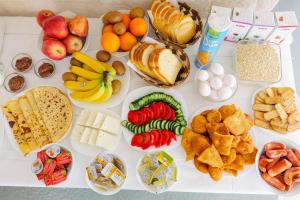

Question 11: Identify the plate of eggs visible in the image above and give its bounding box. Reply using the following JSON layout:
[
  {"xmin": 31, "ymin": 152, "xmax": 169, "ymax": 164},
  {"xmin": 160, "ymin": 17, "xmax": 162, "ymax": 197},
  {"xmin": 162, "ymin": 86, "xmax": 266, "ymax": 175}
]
[{"xmin": 194, "ymin": 63, "xmax": 238, "ymax": 102}]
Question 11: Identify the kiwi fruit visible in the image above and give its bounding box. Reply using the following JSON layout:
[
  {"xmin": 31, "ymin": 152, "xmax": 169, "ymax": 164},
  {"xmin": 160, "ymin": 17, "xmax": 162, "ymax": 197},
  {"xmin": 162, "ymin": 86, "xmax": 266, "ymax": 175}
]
[
  {"xmin": 130, "ymin": 7, "xmax": 145, "ymax": 19},
  {"xmin": 62, "ymin": 72, "xmax": 77, "ymax": 81},
  {"xmin": 112, "ymin": 61, "xmax": 125, "ymax": 76},
  {"xmin": 96, "ymin": 50, "xmax": 111, "ymax": 62},
  {"xmin": 70, "ymin": 58, "xmax": 82, "ymax": 67},
  {"xmin": 113, "ymin": 23, "xmax": 126, "ymax": 35},
  {"xmin": 102, "ymin": 13, "xmax": 110, "ymax": 25},
  {"xmin": 106, "ymin": 11, "xmax": 122, "ymax": 24},
  {"xmin": 112, "ymin": 80, "xmax": 122, "ymax": 94}
]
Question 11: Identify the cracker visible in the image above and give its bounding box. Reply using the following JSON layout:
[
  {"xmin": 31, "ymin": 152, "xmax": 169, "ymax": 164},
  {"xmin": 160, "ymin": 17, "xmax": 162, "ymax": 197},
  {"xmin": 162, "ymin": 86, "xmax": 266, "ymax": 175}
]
[
  {"xmin": 275, "ymin": 103, "xmax": 288, "ymax": 120},
  {"xmin": 264, "ymin": 96, "xmax": 282, "ymax": 104},
  {"xmin": 266, "ymin": 88, "xmax": 274, "ymax": 97},
  {"xmin": 253, "ymin": 104, "xmax": 275, "ymax": 112},
  {"xmin": 254, "ymin": 111, "xmax": 265, "ymax": 121},
  {"xmin": 288, "ymin": 122, "xmax": 300, "ymax": 132},
  {"xmin": 288, "ymin": 111, "xmax": 299, "ymax": 124},
  {"xmin": 263, "ymin": 110, "xmax": 279, "ymax": 121},
  {"xmin": 255, "ymin": 119, "xmax": 271, "ymax": 129},
  {"xmin": 271, "ymin": 124, "xmax": 288, "ymax": 134}
]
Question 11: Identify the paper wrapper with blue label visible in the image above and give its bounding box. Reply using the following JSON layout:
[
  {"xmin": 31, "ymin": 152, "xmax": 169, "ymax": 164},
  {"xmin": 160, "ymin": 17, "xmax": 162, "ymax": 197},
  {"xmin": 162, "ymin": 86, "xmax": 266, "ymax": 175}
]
[{"xmin": 195, "ymin": 14, "xmax": 231, "ymax": 68}]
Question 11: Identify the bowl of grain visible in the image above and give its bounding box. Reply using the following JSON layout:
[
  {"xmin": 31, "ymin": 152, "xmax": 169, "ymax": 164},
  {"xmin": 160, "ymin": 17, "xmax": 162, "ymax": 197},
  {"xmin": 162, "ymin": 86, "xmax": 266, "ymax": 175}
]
[{"xmin": 234, "ymin": 40, "xmax": 282, "ymax": 84}]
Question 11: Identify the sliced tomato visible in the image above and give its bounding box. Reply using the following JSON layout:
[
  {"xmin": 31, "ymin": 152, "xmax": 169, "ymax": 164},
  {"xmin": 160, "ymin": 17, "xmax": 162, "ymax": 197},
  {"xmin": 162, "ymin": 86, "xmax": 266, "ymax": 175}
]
[
  {"xmin": 161, "ymin": 130, "xmax": 170, "ymax": 146},
  {"xmin": 170, "ymin": 131, "xmax": 177, "ymax": 141},
  {"xmin": 151, "ymin": 103, "xmax": 161, "ymax": 119},
  {"xmin": 128, "ymin": 111, "xmax": 139, "ymax": 124},
  {"xmin": 131, "ymin": 134, "xmax": 144, "ymax": 147},
  {"xmin": 141, "ymin": 133, "xmax": 152, "ymax": 150},
  {"xmin": 164, "ymin": 106, "xmax": 173, "ymax": 120},
  {"xmin": 144, "ymin": 107, "xmax": 154, "ymax": 121},
  {"xmin": 152, "ymin": 130, "xmax": 160, "ymax": 147},
  {"xmin": 158, "ymin": 102, "xmax": 166, "ymax": 119},
  {"xmin": 157, "ymin": 131, "xmax": 164, "ymax": 148},
  {"xmin": 170, "ymin": 109, "xmax": 176, "ymax": 121},
  {"xmin": 166, "ymin": 131, "xmax": 173, "ymax": 146}
]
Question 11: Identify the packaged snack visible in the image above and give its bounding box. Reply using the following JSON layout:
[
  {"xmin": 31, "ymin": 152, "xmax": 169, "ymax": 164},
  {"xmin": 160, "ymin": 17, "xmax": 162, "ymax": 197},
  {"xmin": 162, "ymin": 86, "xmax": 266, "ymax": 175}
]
[
  {"xmin": 31, "ymin": 159, "xmax": 43, "ymax": 174},
  {"xmin": 43, "ymin": 159, "xmax": 57, "ymax": 175},
  {"xmin": 86, "ymin": 166, "xmax": 98, "ymax": 182},
  {"xmin": 56, "ymin": 152, "xmax": 72, "ymax": 165},
  {"xmin": 37, "ymin": 151, "xmax": 49, "ymax": 164},
  {"xmin": 46, "ymin": 145, "xmax": 61, "ymax": 158},
  {"xmin": 96, "ymin": 153, "xmax": 113, "ymax": 168},
  {"xmin": 101, "ymin": 163, "xmax": 126, "ymax": 186}
]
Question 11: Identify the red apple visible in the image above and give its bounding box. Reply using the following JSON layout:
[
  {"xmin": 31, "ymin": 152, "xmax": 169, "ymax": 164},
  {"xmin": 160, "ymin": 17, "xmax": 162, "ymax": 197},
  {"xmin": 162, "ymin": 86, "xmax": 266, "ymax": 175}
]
[
  {"xmin": 42, "ymin": 38, "xmax": 67, "ymax": 60},
  {"xmin": 63, "ymin": 35, "xmax": 83, "ymax": 54},
  {"xmin": 69, "ymin": 16, "xmax": 89, "ymax": 37},
  {"xmin": 43, "ymin": 16, "xmax": 69, "ymax": 39},
  {"xmin": 36, "ymin": 9, "xmax": 55, "ymax": 27}
]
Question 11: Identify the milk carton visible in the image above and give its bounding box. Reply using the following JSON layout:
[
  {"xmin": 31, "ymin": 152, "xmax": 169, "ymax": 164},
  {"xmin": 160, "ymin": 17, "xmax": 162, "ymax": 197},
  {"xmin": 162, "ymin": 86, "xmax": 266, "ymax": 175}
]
[
  {"xmin": 267, "ymin": 11, "xmax": 298, "ymax": 44},
  {"xmin": 225, "ymin": 8, "xmax": 253, "ymax": 42},
  {"xmin": 245, "ymin": 11, "xmax": 275, "ymax": 42}
]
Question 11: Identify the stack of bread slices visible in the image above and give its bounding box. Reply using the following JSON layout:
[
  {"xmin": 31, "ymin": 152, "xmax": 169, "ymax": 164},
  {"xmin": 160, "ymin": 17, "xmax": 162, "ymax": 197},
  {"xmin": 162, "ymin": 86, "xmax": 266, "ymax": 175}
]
[
  {"xmin": 150, "ymin": 0, "xmax": 196, "ymax": 44},
  {"xmin": 129, "ymin": 42, "xmax": 182, "ymax": 85}
]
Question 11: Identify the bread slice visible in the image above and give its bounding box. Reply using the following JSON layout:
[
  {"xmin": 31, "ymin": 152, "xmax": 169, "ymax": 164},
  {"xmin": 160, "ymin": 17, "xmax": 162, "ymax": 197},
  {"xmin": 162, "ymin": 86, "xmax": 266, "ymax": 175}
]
[
  {"xmin": 150, "ymin": 0, "xmax": 165, "ymax": 12},
  {"xmin": 176, "ymin": 16, "xmax": 196, "ymax": 44},
  {"xmin": 129, "ymin": 42, "xmax": 142, "ymax": 62},
  {"xmin": 136, "ymin": 43, "xmax": 158, "ymax": 79},
  {"xmin": 149, "ymin": 48, "xmax": 170, "ymax": 84}
]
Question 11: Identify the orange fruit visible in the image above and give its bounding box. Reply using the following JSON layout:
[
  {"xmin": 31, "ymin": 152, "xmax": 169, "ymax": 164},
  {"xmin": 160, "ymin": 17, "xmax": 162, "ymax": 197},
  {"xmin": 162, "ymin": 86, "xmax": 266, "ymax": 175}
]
[
  {"xmin": 130, "ymin": 18, "xmax": 147, "ymax": 37},
  {"xmin": 101, "ymin": 32, "xmax": 120, "ymax": 52},
  {"xmin": 121, "ymin": 14, "xmax": 131, "ymax": 31},
  {"xmin": 119, "ymin": 32, "xmax": 137, "ymax": 51},
  {"xmin": 102, "ymin": 24, "xmax": 113, "ymax": 34}
]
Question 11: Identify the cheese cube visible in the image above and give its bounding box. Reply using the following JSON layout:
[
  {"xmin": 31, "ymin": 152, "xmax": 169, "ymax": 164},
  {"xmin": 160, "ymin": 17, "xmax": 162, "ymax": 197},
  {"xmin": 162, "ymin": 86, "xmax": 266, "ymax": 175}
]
[
  {"xmin": 88, "ymin": 129, "xmax": 99, "ymax": 145},
  {"xmin": 71, "ymin": 125, "xmax": 85, "ymax": 141},
  {"xmin": 96, "ymin": 130, "xmax": 118, "ymax": 151},
  {"xmin": 92, "ymin": 112, "xmax": 105, "ymax": 128},
  {"xmin": 85, "ymin": 112, "xmax": 98, "ymax": 127},
  {"xmin": 77, "ymin": 110, "xmax": 90, "ymax": 125},
  {"xmin": 80, "ymin": 127, "xmax": 92, "ymax": 143},
  {"xmin": 100, "ymin": 115, "xmax": 121, "ymax": 135}
]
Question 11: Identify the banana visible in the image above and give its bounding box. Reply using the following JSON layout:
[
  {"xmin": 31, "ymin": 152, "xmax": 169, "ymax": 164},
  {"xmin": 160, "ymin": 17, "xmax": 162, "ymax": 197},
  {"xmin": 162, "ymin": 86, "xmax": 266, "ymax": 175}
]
[
  {"xmin": 94, "ymin": 84, "xmax": 112, "ymax": 102},
  {"xmin": 77, "ymin": 76, "xmax": 88, "ymax": 82},
  {"xmin": 70, "ymin": 84, "xmax": 105, "ymax": 102},
  {"xmin": 64, "ymin": 79, "xmax": 100, "ymax": 91},
  {"xmin": 70, "ymin": 66, "xmax": 101, "ymax": 80},
  {"xmin": 82, "ymin": 64, "xmax": 96, "ymax": 72},
  {"xmin": 72, "ymin": 52, "xmax": 116, "ymax": 75}
]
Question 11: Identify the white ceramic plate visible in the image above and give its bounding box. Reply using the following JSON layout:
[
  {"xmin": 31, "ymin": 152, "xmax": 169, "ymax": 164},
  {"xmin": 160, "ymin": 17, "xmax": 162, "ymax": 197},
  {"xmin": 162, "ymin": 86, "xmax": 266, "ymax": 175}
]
[
  {"xmin": 99, "ymin": 10, "xmax": 149, "ymax": 57},
  {"xmin": 121, "ymin": 86, "xmax": 188, "ymax": 152},
  {"xmin": 67, "ymin": 50, "xmax": 130, "ymax": 109},
  {"xmin": 70, "ymin": 108, "xmax": 122, "ymax": 157},
  {"xmin": 251, "ymin": 83, "xmax": 300, "ymax": 136},
  {"xmin": 85, "ymin": 153, "xmax": 127, "ymax": 195},
  {"xmin": 190, "ymin": 104, "xmax": 256, "ymax": 176},
  {"xmin": 255, "ymin": 138, "xmax": 300, "ymax": 196},
  {"xmin": 2, "ymin": 85, "xmax": 73, "ymax": 156},
  {"xmin": 37, "ymin": 11, "xmax": 89, "ymax": 58}
]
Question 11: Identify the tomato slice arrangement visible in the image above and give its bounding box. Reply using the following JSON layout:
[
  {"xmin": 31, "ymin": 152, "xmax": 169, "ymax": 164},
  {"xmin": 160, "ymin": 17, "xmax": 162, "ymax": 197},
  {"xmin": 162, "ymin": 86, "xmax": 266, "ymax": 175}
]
[
  {"xmin": 128, "ymin": 101, "xmax": 176, "ymax": 125},
  {"xmin": 131, "ymin": 130, "xmax": 176, "ymax": 150}
]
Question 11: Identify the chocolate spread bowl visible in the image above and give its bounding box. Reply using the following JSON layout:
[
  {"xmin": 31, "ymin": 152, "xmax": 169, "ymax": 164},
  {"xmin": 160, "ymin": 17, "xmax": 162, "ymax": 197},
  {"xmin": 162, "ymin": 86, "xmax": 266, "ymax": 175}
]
[
  {"xmin": 3, "ymin": 72, "xmax": 26, "ymax": 93},
  {"xmin": 34, "ymin": 58, "xmax": 55, "ymax": 78},
  {"xmin": 11, "ymin": 53, "xmax": 33, "ymax": 72}
]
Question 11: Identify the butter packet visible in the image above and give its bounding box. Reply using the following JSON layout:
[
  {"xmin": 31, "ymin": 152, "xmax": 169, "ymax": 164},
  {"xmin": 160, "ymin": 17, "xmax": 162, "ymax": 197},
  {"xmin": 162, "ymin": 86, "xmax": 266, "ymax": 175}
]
[
  {"xmin": 156, "ymin": 151, "xmax": 173, "ymax": 167},
  {"xmin": 86, "ymin": 166, "xmax": 98, "ymax": 182},
  {"xmin": 101, "ymin": 163, "xmax": 126, "ymax": 186},
  {"xmin": 95, "ymin": 153, "xmax": 113, "ymax": 168}
]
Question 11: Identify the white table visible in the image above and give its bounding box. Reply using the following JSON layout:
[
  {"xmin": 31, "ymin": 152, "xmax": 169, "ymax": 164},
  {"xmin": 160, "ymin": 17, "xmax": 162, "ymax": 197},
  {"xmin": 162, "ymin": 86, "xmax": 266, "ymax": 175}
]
[{"xmin": 0, "ymin": 16, "xmax": 299, "ymax": 200}]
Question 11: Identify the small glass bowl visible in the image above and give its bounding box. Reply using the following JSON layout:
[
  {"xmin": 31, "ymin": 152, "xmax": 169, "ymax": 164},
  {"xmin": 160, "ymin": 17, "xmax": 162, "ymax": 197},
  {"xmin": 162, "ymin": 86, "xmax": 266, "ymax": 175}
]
[
  {"xmin": 4, "ymin": 72, "xmax": 26, "ymax": 93},
  {"xmin": 34, "ymin": 58, "xmax": 56, "ymax": 78},
  {"xmin": 11, "ymin": 53, "xmax": 33, "ymax": 72}
]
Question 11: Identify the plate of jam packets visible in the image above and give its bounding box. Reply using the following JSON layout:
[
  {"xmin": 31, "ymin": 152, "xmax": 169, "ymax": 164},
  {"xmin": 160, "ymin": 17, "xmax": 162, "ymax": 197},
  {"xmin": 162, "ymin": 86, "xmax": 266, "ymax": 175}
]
[
  {"xmin": 31, "ymin": 144, "xmax": 73, "ymax": 186},
  {"xmin": 85, "ymin": 153, "xmax": 127, "ymax": 195},
  {"xmin": 136, "ymin": 151, "xmax": 177, "ymax": 194}
]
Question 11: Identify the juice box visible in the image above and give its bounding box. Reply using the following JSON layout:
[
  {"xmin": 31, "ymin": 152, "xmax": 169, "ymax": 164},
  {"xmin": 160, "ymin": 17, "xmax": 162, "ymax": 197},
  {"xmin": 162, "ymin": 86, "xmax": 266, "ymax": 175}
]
[
  {"xmin": 225, "ymin": 7, "xmax": 253, "ymax": 42},
  {"xmin": 245, "ymin": 11, "xmax": 275, "ymax": 42}
]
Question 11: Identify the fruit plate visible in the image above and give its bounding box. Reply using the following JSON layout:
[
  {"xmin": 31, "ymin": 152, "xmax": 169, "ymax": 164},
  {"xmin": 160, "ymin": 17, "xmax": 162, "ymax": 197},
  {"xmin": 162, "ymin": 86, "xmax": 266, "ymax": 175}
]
[
  {"xmin": 70, "ymin": 108, "xmax": 122, "ymax": 157},
  {"xmin": 37, "ymin": 11, "xmax": 89, "ymax": 58},
  {"xmin": 66, "ymin": 50, "xmax": 130, "ymax": 109},
  {"xmin": 99, "ymin": 9, "xmax": 149, "ymax": 57},
  {"xmin": 2, "ymin": 85, "xmax": 73, "ymax": 156},
  {"xmin": 121, "ymin": 86, "xmax": 188, "ymax": 152},
  {"xmin": 251, "ymin": 83, "xmax": 300, "ymax": 136},
  {"xmin": 190, "ymin": 104, "xmax": 257, "ymax": 176}
]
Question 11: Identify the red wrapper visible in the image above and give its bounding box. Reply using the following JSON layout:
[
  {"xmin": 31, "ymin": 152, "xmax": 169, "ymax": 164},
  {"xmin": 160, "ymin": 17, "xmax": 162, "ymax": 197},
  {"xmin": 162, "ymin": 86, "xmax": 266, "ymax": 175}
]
[
  {"xmin": 51, "ymin": 168, "xmax": 67, "ymax": 185},
  {"xmin": 43, "ymin": 159, "xmax": 56, "ymax": 175},
  {"xmin": 44, "ymin": 175, "xmax": 52, "ymax": 186},
  {"xmin": 36, "ymin": 172, "xmax": 44, "ymax": 180},
  {"xmin": 56, "ymin": 152, "xmax": 72, "ymax": 165},
  {"xmin": 37, "ymin": 151, "xmax": 49, "ymax": 164}
]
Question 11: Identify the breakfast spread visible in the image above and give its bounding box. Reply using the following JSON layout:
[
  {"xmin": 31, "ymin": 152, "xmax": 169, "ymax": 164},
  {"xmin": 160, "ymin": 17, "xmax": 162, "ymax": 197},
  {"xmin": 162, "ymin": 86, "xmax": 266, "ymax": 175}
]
[
  {"xmin": 71, "ymin": 109, "xmax": 121, "ymax": 151},
  {"xmin": 196, "ymin": 63, "xmax": 237, "ymax": 101},
  {"xmin": 129, "ymin": 42, "xmax": 182, "ymax": 85},
  {"xmin": 34, "ymin": 59, "xmax": 55, "ymax": 78},
  {"xmin": 86, "ymin": 153, "xmax": 126, "ymax": 193},
  {"xmin": 149, "ymin": 0, "xmax": 196, "ymax": 45},
  {"xmin": 4, "ymin": 73, "xmax": 25, "ymax": 93},
  {"xmin": 137, "ymin": 151, "xmax": 177, "ymax": 193},
  {"xmin": 258, "ymin": 141, "xmax": 300, "ymax": 192},
  {"xmin": 236, "ymin": 41, "xmax": 281, "ymax": 83},
  {"xmin": 253, "ymin": 87, "xmax": 300, "ymax": 134},
  {"xmin": 182, "ymin": 105, "xmax": 257, "ymax": 181},
  {"xmin": 101, "ymin": 8, "xmax": 147, "ymax": 53},
  {"xmin": 31, "ymin": 144, "xmax": 72, "ymax": 186},
  {"xmin": 13, "ymin": 54, "xmax": 33, "ymax": 72},
  {"xmin": 2, "ymin": 86, "xmax": 73, "ymax": 155}
]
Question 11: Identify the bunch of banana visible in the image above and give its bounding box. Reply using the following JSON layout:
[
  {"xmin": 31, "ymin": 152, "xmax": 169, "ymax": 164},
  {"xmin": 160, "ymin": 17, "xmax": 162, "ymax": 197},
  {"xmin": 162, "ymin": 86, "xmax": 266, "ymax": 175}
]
[{"xmin": 63, "ymin": 52, "xmax": 116, "ymax": 103}]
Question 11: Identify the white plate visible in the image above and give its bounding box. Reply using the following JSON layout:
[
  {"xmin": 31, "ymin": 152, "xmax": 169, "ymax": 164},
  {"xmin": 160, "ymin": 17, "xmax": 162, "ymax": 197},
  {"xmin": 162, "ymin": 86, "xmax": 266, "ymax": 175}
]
[
  {"xmin": 251, "ymin": 83, "xmax": 300, "ymax": 136},
  {"xmin": 121, "ymin": 86, "xmax": 188, "ymax": 152},
  {"xmin": 2, "ymin": 85, "xmax": 73, "ymax": 156},
  {"xmin": 99, "ymin": 10, "xmax": 149, "ymax": 57},
  {"xmin": 190, "ymin": 104, "xmax": 256, "ymax": 176},
  {"xmin": 0, "ymin": 111, "xmax": 4, "ymax": 148},
  {"xmin": 67, "ymin": 50, "xmax": 130, "ymax": 109},
  {"xmin": 70, "ymin": 108, "xmax": 122, "ymax": 157},
  {"xmin": 37, "ymin": 11, "xmax": 89, "ymax": 58}
]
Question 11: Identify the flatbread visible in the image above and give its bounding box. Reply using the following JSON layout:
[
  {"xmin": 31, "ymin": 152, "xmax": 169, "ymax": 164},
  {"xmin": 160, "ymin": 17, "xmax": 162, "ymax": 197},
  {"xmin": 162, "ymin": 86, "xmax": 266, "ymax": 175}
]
[{"xmin": 32, "ymin": 86, "xmax": 73, "ymax": 142}]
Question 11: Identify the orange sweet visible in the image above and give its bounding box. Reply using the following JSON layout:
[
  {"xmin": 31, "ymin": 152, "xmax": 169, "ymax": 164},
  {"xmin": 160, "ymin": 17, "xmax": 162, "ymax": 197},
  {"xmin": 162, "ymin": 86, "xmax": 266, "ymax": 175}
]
[
  {"xmin": 101, "ymin": 32, "xmax": 120, "ymax": 52},
  {"xmin": 119, "ymin": 32, "xmax": 137, "ymax": 51},
  {"xmin": 121, "ymin": 14, "xmax": 131, "ymax": 31},
  {"xmin": 102, "ymin": 24, "xmax": 113, "ymax": 34},
  {"xmin": 129, "ymin": 18, "xmax": 147, "ymax": 37}
]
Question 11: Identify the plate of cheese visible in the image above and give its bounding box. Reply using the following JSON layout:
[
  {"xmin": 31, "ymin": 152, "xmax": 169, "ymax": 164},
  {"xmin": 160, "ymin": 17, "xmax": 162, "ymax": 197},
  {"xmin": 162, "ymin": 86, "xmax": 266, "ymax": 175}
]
[
  {"xmin": 70, "ymin": 108, "xmax": 122, "ymax": 157},
  {"xmin": 2, "ymin": 86, "xmax": 73, "ymax": 156}
]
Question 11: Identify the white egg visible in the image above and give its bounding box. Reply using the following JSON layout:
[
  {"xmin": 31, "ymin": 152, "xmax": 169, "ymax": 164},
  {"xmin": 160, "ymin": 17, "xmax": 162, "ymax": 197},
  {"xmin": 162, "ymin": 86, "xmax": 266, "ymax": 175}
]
[
  {"xmin": 223, "ymin": 74, "xmax": 237, "ymax": 88},
  {"xmin": 197, "ymin": 70, "xmax": 209, "ymax": 81},
  {"xmin": 210, "ymin": 90, "xmax": 219, "ymax": 101},
  {"xmin": 207, "ymin": 71, "xmax": 215, "ymax": 79},
  {"xmin": 218, "ymin": 87, "xmax": 233, "ymax": 100},
  {"xmin": 208, "ymin": 63, "xmax": 224, "ymax": 76},
  {"xmin": 209, "ymin": 77, "xmax": 223, "ymax": 90},
  {"xmin": 198, "ymin": 82, "xmax": 211, "ymax": 97}
]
